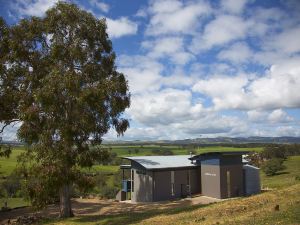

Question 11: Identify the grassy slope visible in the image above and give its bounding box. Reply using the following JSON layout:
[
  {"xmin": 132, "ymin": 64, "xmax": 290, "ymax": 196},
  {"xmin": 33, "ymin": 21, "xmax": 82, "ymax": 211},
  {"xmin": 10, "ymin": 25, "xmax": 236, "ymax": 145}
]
[{"xmin": 261, "ymin": 155, "xmax": 300, "ymax": 189}]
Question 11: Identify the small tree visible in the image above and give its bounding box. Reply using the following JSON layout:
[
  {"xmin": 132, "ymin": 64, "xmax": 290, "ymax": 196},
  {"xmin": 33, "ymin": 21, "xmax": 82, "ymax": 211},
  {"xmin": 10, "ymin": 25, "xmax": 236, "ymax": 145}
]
[
  {"xmin": 0, "ymin": 2, "xmax": 130, "ymax": 218},
  {"xmin": 261, "ymin": 145, "xmax": 287, "ymax": 160},
  {"xmin": 262, "ymin": 158, "xmax": 286, "ymax": 176}
]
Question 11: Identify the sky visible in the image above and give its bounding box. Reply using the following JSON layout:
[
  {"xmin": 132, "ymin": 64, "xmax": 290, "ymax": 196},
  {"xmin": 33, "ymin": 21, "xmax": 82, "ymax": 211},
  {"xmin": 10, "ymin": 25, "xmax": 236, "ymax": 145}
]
[{"xmin": 0, "ymin": 0, "xmax": 300, "ymax": 141}]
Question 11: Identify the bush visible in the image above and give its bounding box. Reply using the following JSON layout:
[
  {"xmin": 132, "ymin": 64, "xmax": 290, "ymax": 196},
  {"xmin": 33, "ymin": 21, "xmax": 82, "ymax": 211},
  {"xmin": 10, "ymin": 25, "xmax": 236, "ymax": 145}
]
[
  {"xmin": 262, "ymin": 158, "xmax": 286, "ymax": 176},
  {"xmin": 261, "ymin": 145, "xmax": 287, "ymax": 160},
  {"xmin": 100, "ymin": 186, "xmax": 119, "ymax": 199},
  {"xmin": 0, "ymin": 172, "xmax": 22, "ymax": 197}
]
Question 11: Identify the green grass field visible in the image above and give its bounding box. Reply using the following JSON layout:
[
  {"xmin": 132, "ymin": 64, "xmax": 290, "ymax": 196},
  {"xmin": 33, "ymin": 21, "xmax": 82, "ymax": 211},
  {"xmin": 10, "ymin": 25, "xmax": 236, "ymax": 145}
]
[
  {"xmin": 0, "ymin": 197, "xmax": 30, "ymax": 208},
  {"xmin": 261, "ymin": 155, "xmax": 300, "ymax": 189},
  {"xmin": 0, "ymin": 145, "xmax": 262, "ymax": 175},
  {"xmin": 0, "ymin": 146, "xmax": 25, "ymax": 176}
]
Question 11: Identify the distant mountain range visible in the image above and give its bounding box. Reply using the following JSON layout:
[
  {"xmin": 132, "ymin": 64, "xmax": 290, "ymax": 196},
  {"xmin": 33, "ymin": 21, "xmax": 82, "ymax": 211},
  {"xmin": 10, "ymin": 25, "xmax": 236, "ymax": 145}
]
[
  {"xmin": 2, "ymin": 136, "xmax": 300, "ymax": 146},
  {"xmin": 103, "ymin": 136, "xmax": 300, "ymax": 145}
]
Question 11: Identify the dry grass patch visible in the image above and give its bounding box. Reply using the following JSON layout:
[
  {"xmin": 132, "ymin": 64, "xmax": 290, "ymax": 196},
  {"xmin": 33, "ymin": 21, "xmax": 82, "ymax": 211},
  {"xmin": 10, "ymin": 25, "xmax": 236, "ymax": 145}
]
[{"xmin": 140, "ymin": 183, "xmax": 300, "ymax": 225}]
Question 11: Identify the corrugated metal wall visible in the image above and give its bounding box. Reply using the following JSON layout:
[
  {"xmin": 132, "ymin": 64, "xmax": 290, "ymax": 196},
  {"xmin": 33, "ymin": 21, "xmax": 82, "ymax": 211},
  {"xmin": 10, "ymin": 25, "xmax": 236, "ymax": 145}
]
[{"xmin": 243, "ymin": 164, "xmax": 261, "ymax": 196}]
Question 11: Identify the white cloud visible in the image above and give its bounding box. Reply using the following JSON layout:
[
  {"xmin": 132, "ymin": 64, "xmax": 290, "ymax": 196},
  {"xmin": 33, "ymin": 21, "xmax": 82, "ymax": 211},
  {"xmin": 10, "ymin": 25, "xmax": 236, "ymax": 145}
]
[
  {"xmin": 11, "ymin": 0, "xmax": 58, "ymax": 17},
  {"xmin": 217, "ymin": 42, "xmax": 253, "ymax": 63},
  {"xmin": 247, "ymin": 110, "xmax": 267, "ymax": 122},
  {"xmin": 192, "ymin": 58, "xmax": 300, "ymax": 110},
  {"xmin": 106, "ymin": 17, "xmax": 138, "ymax": 38},
  {"xmin": 247, "ymin": 109, "xmax": 294, "ymax": 124},
  {"xmin": 264, "ymin": 26, "xmax": 300, "ymax": 54},
  {"xmin": 275, "ymin": 126, "xmax": 300, "ymax": 137},
  {"xmin": 220, "ymin": 0, "xmax": 248, "ymax": 14},
  {"xmin": 128, "ymin": 88, "xmax": 205, "ymax": 126},
  {"xmin": 118, "ymin": 55, "xmax": 163, "ymax": 94},
  {"xmin": 146, "ymin": 0, "xmax": 211, "ymax": 36},
  {"xmin": 191, "ymin": 15, "xmax": 250, "ymax": 52},
  {"xmin": 192, "ymin": 75, "xmax": 248, "ymax": 109},
  {"xmin": 268, "ymin": 109, "xmax": 293, "ymax": 123},
  {"xmin": 0, "ymin": 123, "xmax": 21, "ymax": 141},
  {"xmin": 142, "ymin": 37, "xmax": 194, "ymax": 65},
  {"xmin": 89, "ymin": 0, "xmax": 109, "ymax": 13}
]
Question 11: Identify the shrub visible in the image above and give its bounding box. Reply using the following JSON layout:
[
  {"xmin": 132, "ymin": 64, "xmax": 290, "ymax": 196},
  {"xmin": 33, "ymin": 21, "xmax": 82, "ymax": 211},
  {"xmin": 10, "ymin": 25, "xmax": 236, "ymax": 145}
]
[
  {"xmin": 101, "ymin": 186, "xmax": 119, "ymax": 199},
  {"xmin": 262, "ymin": 158, "xmax": 286, "ymax": 176},
  {"xmin": 261, "ymin": 145, "xmax": 287, "ymax": 160},
  {"xmin": 0, "ymin": 172, "xmax": 22, "ymax": 197}
]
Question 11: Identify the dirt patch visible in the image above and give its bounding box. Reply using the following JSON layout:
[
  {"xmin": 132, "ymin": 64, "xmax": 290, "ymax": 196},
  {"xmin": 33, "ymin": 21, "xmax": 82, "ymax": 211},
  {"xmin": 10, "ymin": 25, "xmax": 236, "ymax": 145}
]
[{"xmin": 0, "ymin": 196, "xmax": 220, "ymax": 224}]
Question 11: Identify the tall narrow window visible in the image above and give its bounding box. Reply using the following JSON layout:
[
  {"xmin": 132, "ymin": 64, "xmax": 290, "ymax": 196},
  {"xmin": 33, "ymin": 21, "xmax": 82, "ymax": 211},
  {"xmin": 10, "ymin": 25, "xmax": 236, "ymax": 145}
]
[
  {"xmin": 131, "ymin": 170, "xmax": 134, "ymax": 192},
  {"xmin": 227, "ymin": 171, "xmax": 231, "ymax": 198},
  {"xmin": 171, "ymin": 171, "xmax": 175, "ymax": 196},
  {"xmin": 187, "ymin": 170, "xmax": 191, "ymax": 196}
]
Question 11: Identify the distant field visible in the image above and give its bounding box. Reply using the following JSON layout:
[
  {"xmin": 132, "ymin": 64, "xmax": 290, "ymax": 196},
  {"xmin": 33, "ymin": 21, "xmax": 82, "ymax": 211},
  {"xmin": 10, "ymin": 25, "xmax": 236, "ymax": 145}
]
[
  {"xmin": 0, "ymin": 197, "xmax": 30, "ymax": 208},
  {"xmin": 0, "ymin": 145, "xmax": 262, "ymax": 175},
  {"xmin": 0, "ymin": 146, "xmax": 25, "ymax": 176},
  {"xmin": 106, "ymin": 145, "xmax": 262, "ymax": 157}
]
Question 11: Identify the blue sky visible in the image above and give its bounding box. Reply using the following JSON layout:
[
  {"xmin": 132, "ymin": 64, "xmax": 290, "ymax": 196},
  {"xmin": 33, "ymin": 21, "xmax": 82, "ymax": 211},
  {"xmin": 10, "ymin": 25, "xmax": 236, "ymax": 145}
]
[{"xmin": 1, "ymin": 0, "xmax": 300, "ymax": 141}]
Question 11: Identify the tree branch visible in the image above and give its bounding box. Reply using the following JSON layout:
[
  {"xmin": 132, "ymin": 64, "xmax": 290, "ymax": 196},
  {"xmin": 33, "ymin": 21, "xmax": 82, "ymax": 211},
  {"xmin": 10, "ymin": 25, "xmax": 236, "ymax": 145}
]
[{"xmin": 0, "ymin": 119, "xmax": 20, "ymax": 134}]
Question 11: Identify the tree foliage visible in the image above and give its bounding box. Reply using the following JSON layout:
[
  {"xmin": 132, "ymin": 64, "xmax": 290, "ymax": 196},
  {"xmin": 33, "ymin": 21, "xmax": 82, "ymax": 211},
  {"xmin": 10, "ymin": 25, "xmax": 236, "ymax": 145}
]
[
  {"xmin": 262, "ymin": 158, "xmax": 286, "ymax": 176},
  {"xmin": 0, "ymin": 2, "xmax": 130, "ymax": 217}
]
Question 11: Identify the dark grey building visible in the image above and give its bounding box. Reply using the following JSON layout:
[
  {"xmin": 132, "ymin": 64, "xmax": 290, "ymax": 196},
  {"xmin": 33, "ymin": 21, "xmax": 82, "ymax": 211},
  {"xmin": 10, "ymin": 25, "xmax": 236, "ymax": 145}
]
[{"xmin": 118, "ymin": 151, "xmax": 260, "ymax": 202}]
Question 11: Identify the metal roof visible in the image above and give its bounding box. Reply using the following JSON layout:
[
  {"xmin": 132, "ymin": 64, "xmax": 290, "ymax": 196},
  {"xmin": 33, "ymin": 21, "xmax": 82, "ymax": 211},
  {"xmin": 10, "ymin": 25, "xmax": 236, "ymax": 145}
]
[
  {"xmin": 120, "ymin": 164, "xmax": 131, "ymax": 169},
  {"xmin": 190, "ymin": 151, "xmax": 250, "ymax": 160},
  {"xmin": 123, "ymin": 155, "xmax": 197, "ymax": 170}
]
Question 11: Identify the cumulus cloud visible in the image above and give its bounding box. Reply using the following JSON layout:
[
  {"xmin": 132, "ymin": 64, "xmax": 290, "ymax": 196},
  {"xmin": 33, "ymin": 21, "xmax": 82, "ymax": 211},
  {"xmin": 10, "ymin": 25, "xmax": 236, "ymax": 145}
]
[
  {"xmin": 146, "ymin": 0, "xmax": 211, "ymax": 36},
  {"xmin": 264, "ymin": 26, "xmax": 300, "ymax": 54},
  {"xmin": 192, "ymin": 58, "xmax": 300, "ymax": 110},
  {"xmin": 247, "ymin": 109, "xmax": 294, "ymax": 124},
  {"xmin": 217, "ymin": 42, "xmax": 253, "ymax": 64},
  {"xmin": 268, "ymin": 109, "xmax": 293, "ymax": 123},
  {"xmin": 220, "ymin": 0, "xmax": 248, "ymax": 14},
  {"xmin": 142, "ymin": 37, "xmax": 194, "ymax": 65},
  {"xmin": 106, "ymin": 17, "xmax": 138, "ymax": 38},
  {"xmin": 192, "ymin": 75, "xmax": 248, "ymax": 109},
  {"xmin": 128, "ymin": 88, "xmax": 205, "ymax": 126},
  {"xmin": 89, "ymin": 0, "xmax": 110, "ymax": 13},
  {"xmin": 190, "ymin": 15, "xmax": 250, "ymax": 52},
  {"xmin": 10, "ymin": 0, "xmax": 58, "ymax": 17}
]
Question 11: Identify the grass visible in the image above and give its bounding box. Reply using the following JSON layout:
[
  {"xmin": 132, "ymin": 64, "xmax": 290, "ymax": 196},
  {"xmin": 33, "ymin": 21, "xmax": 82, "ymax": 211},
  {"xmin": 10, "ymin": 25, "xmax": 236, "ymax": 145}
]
[
  {"xmin": 0, "ymin": 146, "xmax": 25, "ymax": 176},
  {"xmin": 0, "ymin": 145, "xmax": 262, "ymax": 175},
  {"xmin": 107, "ymin": 145, "xmax": 262, "ymax": 157},
  {"xmin": 261, "ymin": 155, "xmax": 300, "ymax": 189},
  {"xmin": 0, "ymin": 197, "xmax": 30, "ymax": 208}
]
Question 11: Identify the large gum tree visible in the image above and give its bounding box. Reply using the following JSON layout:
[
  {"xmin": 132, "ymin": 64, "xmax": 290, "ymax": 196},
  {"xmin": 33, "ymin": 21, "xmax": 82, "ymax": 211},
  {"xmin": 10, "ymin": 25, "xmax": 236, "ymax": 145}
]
[{"xmin": 0, "ymin": 2, "xmax": 130, "ymax": 218}]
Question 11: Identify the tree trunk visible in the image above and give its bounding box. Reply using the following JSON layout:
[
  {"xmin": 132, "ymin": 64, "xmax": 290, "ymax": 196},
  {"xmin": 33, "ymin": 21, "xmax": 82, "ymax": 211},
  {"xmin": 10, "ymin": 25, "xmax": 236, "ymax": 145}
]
[{"xmin": 59, "ymin": 184, "xmax": 74, "ymax": 218}]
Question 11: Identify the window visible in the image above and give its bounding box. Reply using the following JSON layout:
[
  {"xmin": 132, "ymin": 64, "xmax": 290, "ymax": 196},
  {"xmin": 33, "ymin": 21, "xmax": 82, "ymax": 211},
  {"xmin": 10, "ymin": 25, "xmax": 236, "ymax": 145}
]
[
  {"xmin": 227, "ymin": 171, "xmax": 231, "ymax": 198},
  {"xmin": 187, "ymin": 170, "xmax": 191, "ymax": 195},
  {"xmin": 131, "ymin": 170, "xmax": 134, "ymax": 192},
  {"xmin": 171, "ymin": 171, "xmax": 175, "ymax": 196}
]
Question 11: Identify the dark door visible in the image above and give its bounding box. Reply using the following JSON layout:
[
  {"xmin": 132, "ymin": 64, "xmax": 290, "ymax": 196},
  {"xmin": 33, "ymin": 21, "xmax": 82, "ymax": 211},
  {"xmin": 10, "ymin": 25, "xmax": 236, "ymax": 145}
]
[{"xmin": 181, "ymin": 184, "xmax": 187, "ymax": 198}]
